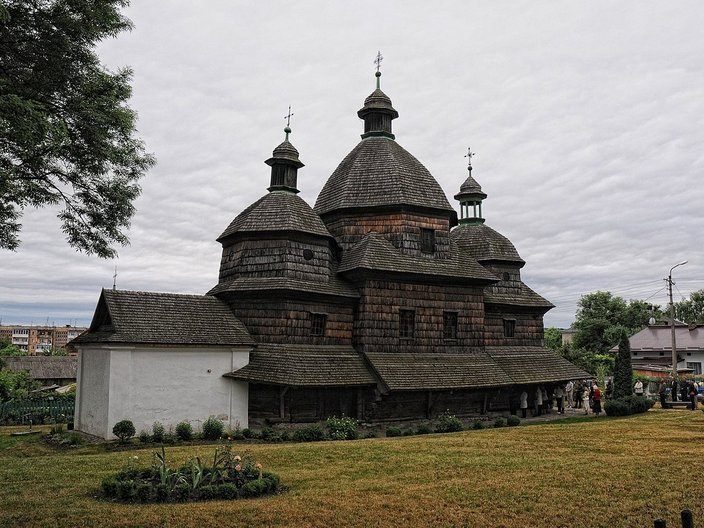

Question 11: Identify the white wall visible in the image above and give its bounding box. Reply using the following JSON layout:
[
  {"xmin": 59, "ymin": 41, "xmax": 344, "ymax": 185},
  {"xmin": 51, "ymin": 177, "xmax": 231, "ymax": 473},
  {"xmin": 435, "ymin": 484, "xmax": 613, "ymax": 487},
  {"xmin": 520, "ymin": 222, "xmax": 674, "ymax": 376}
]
[{"xmin": 75, "ymin": 344, "xmax": 250, "ymax": 439}]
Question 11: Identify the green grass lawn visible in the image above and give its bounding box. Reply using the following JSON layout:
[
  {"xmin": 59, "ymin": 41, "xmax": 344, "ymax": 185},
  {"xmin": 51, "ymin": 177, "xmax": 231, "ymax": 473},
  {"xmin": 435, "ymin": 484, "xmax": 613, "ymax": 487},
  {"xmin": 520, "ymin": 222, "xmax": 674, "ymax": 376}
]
[{"xmin": 1, "ymin": 410, "xmax": 702, "ymax": 528}]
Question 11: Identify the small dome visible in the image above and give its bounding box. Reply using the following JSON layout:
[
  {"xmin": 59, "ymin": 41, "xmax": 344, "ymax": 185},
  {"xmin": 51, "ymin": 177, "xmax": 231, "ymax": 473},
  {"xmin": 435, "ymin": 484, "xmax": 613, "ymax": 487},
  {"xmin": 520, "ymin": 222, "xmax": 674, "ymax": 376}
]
[
  {"xmin": 359, "ymin": 88, "xmax": 399, "ymax": 117},
  {"xmin": 218, "ymin": 191, "xmax": 332, "ymax": 243},
  {"xmin": 454, "ymin": 173, "xmax": 487, "ymax": 200},
  {"xmin": 314, "ymin": 137, "xmax": 455, "ymax": 219},
  {"xmin": 451, "ymin": 224, "xmax": 524, "ymax": 266},
  {"xmin": 266, "ymin": 140, "xmax": 303, "ymax": 169}
]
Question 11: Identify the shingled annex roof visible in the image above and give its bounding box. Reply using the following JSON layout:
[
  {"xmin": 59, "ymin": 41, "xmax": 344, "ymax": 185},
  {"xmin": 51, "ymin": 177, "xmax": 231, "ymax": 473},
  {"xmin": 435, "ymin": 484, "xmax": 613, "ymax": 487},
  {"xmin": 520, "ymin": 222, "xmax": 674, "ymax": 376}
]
[
  {"xmin": 451, "ymin": 224, "xmax": 525, "ymax": 265},
  {"xmin": 314, "ymin": 137, "xmax": 456, "ymax": 218},
  {"xmin": 2, "ymin": 356, "xmax": 77, "ymax": 380},
  {"xmin": 72, "ymin": 289, "xmax": 254, "ymax": 347},
  {"xmin": 217, "ymin": 191, "xmax": 332, "ymax": 243},
  {"xmin": 338, "ymin": 232, "xmax": 497, "ymax": 283},
  {"xmin": 226, "ymin": 344, "xmax": 376, "ymax": 387},
  {"xmin": 484, "ymin": 283, "xmax": 554, "ymax": 309},
  {"xmin": 208, "ymin": 275, "xmax": 359, "ymax": 299},
  {"xmin": 485, "ymin": 346, "xmax": 590, "ymax": 384},
  {"xmin": 364, "ymin": 352, "xmax": 510, "ymax": 391}
]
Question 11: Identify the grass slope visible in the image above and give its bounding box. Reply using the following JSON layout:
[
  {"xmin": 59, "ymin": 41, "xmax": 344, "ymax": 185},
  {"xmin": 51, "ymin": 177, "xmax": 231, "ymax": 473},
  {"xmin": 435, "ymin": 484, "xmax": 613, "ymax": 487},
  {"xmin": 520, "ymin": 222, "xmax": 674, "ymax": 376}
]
[{"xmin": 1, "ymin": 410, "xmax": 702, "ymax": 528}]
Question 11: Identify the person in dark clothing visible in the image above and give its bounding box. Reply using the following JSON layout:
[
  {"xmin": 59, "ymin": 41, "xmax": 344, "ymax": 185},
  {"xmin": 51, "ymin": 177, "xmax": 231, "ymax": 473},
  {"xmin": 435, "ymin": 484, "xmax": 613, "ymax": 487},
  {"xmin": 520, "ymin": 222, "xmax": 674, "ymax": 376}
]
[
  {"xmin": 689, "ymin": 381, "xmax": 698, "ymax": 411},
  {"xmin": 681, "ymin": 382, "xmax": 689, "ymax": 402},
  {"xmin": 574, "ymin": 381, "xmax": 583, "ymax": 409},
  {"xmin": 671, "ymin": 378, "xmax": 678, "ymax": 402},
  {"xmin": 658, "ymin": 379, "xmax": 668, "ymax": 409}
]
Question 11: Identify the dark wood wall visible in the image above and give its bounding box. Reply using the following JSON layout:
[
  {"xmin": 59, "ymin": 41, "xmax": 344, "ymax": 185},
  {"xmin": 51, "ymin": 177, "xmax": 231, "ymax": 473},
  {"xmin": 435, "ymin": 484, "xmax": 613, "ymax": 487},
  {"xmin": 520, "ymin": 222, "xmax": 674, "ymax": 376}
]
[
  {"xmin": 227, "ymin": 298, "xmax": 355, "ymax": 345},
  {"xmin": 323, "ymin": 210, "xmax": 452, "ymax": 258},
  {"xmin": 354, "ymin": 279, "xmax": 486, "ymax": 353},
  {"xmin": 484, "ymin": 310, "xmax": 545, "ymax": 347},
  {"xmin": 219, "ymin": 237, "xmax": 333, "ymax": 283}
]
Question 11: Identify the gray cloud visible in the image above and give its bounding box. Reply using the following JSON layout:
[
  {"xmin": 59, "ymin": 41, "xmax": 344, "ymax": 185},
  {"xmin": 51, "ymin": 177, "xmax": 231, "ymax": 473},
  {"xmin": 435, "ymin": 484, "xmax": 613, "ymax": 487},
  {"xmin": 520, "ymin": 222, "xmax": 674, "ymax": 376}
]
[{"xmin": 2, "ymin": 1, "xmax": 703, "ymax": 329}]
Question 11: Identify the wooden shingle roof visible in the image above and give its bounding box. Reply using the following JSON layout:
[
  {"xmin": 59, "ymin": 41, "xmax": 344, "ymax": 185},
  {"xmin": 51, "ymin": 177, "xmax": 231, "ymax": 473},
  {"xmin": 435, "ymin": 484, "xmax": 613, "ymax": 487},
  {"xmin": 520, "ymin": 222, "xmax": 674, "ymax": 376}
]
[
  {"xmin": 72, "ymin": 289, "xmax": 254, "ymax": 347},
  {"xmin": 451, "ymin": 223, "xmax": 525, "ymax": 265},
  {"xmin": 484, "ymin": 284, "xmax": 554, "ymax": 309},
  {"xmin": 217, "ymin": 191, "xmax": 332, "ymax": 243},
  {"xmin": 338, "ymin": 232, "xmax": 497, "ymax": 283},
  {"xmin": 2, "ymin": 357, "xmax": 77, "ymax": 380},
  {"xmin": 364, "ymin": 352, "xmax": 510, "ymax": 391},
  {"xmin": 208, "ymin": 275, "xmax": 359, "ymax": 299},
  {"xmin": 226, "ymin": 344, "xmax": 376, "ymax": 387},
  {"xmin": 486, "ymin": 346, "xmax": 590, "ymax": 384},
  {"xmin": 314, "ymin": 137, "xmax": 456, "ymax": 219}
]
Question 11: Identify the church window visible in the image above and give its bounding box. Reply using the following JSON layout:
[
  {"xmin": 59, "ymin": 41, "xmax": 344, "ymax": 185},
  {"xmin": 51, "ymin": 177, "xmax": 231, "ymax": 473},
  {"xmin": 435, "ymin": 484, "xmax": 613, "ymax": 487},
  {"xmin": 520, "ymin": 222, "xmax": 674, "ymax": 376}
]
[
  {"xmin": 399, "ymin": 310, "xmax": 415, "ymax": 339},
  {"xmin": 443, "ymin": 312, "xmax": 458, "ymax": 340},
  {"xmin": 310, "ymin": 313, "xmax": 327, "ymax": 336},
  {"xmin": 303, "ymin": 249, "xmax": 314, "ymax": 261},
  {"xmin": 420, "ymin": 229, "xmax": 435, "ymax": 254},
  {"xmin": 503, "ymin": 318, "xmax": 516, "ymax": 338}
]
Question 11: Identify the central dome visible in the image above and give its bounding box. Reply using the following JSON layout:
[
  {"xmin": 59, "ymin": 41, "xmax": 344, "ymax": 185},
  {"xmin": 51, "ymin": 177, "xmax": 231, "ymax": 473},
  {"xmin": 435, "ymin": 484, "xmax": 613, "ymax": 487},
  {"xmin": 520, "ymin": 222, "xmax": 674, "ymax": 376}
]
[{"xmin": 314, "ymin": 137, "xmax": 455, "ymax": 217}]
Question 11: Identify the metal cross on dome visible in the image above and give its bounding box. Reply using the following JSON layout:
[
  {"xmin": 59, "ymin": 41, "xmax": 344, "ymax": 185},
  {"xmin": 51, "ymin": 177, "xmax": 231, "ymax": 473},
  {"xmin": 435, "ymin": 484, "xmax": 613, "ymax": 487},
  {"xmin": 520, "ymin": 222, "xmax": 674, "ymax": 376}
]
[
  {"xmin": 374, "ymin": 51, "xmax": 383, "ymax": 73},
  {"xmin": 284, "ymin": 105, "xmax": 294, "ymax": 127},
  {"xmin": 465, "ymin": 147, "xmax": 475, "ymax": 168}
]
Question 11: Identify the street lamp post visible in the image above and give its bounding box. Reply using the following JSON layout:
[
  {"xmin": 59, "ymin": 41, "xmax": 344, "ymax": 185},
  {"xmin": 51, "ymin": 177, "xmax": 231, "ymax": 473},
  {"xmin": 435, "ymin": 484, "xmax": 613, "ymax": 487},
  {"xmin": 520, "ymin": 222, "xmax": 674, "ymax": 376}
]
[{"xmin": 667, "ymin": 260, "xmax": 688, "ymax": 385}]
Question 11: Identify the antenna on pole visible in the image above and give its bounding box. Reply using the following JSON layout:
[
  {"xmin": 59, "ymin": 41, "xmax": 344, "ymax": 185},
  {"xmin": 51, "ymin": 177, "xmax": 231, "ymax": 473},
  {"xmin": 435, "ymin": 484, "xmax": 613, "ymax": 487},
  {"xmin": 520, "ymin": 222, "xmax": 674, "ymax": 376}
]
[{"xmin": 112, "ymin": 266, "xmax": 117, "ymax": 290}]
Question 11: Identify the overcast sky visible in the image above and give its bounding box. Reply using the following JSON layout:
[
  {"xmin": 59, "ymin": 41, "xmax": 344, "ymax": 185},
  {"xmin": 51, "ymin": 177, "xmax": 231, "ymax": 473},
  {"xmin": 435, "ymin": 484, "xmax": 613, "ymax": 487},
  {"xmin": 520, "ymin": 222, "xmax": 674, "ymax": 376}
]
[{"xmin": 1, "ymin": 1, "xmax": 703, "ymax": 329}]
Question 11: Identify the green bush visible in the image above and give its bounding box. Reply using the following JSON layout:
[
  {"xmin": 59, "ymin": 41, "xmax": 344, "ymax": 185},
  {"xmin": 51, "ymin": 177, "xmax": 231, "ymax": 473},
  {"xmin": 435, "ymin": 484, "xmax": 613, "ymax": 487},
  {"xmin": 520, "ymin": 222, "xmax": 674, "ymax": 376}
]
[
  {"xmin": 472, "ymin": 420, "xmax": 485, "ymax": 430},
  {"xmin": 241, "ymin": 428, "xmax": 256, "ymax": 439},
  {"xmin": 138, "ymin": 430, "xmax": 151, "ymax": 443},
  {"xmin": 507, "ymin": 415, "xmax": 521, "ymax": 427},
  {"xmin": 175, "ymin": 421, "xmax": 193, "ymax": 441},
  {"xmin": 363, "ymin": 431, "xmax": 377, "ymax": 439},
  {"xmin": 435, "ymin": 411, "xmax": 463, "ymax": 433},
  {"xmin": 604, "ymin": 395, "xmax": 655, "ymax": 417},
  {"xmin": 202, "ymin": 416, "xmax": 224, "ymax": 440},
  {"xmin": 151, "ymin": 421, "xmax": 165, "ymax": 443},
  {"xmin": 112, "ymin": 420, "xmax": 136, "ymax": 443},
  {"xmin": 385, "ymin": 426, "xmax": 402, "ymax": 437},
  {"xmin": 279, "ymin": 430, "xmax": 290, "ymax": 442},
  {"xmin": 240, "ymin": 479, "xmax": 267, "ymax": 498},
  {"xmin": 416, "ymin": 423, "xmax": 432, "ymax": 435},
  {"xmin": 326, "ymin": 415, "xmax": 358, "ymax": 440},
  {"xmin": 101, "ymin": 478, "xmax": 118, "ymax": 497},
  {"xmin": 116, "ymin": 480, "xmax": 136, "ymax": 501},
  {"xmin": 292, "ymin": 424, "xmax": 326, "ymax": 442},
  {"xmin": 402, "ymin": 429, "xmax": 415, "ymax": 436},
  {"xmin": 493, "ymin": 417, "xmax": 506, "ymax": 428},
  {"xmin": 135, "ymin": 482, "xmax": 152, "ymax": 502},
  {"xmin": 260, "ymin": 427, "xmax": 282, "ymax": 442},
  {"xmin": 217, "ymin": 483, "xmax": 238, "ymax": 500}
]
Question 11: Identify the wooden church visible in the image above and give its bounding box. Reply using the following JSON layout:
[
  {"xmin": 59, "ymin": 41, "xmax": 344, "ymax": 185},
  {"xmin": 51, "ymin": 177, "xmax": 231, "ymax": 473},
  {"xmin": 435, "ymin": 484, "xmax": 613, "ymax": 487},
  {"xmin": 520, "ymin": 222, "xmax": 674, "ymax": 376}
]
[{"xmin": 73, "ymin": 68, "xmax": 586, "ymax": 438}]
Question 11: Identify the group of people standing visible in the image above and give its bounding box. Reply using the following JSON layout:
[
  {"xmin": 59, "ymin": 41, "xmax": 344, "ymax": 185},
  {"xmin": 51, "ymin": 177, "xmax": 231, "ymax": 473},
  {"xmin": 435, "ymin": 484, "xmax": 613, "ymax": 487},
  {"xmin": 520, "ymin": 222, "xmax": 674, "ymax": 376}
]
[
  {"xmin": 657, "ymin": 377, "xmax": 700, "ymax": 410},
  {"xmin": 518, "ymin": 380, "xmax": 603, "ymax": 418}
]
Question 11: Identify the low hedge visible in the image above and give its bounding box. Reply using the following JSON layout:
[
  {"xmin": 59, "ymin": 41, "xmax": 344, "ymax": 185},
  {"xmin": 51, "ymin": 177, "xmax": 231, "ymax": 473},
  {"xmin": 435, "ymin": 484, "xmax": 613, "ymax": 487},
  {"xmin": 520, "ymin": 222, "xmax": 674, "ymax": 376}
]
[{"xmin": 604, "ymin": 395, "xmax": 655, "ymax": 417}]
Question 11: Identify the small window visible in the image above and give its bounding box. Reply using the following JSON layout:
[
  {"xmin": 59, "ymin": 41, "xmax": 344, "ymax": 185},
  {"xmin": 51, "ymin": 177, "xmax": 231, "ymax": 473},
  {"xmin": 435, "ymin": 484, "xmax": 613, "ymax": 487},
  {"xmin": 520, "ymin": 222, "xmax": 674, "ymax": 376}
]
[
  {"xmin": 686, "ymin": 362, "xmax": 702, "ymax": 375},
  {"xmin": 502, "ymin": 272, "xmax": 510, "ymax": 281},
  {"xmin": 443, "ymin": 312, "xmax": 458, "ymax": 340},
  {"xmin": 420, "ymin": 229, "xmax": 435, "ymax": 254},
  {"xmin": 399, "ymin": 310, "xmax": 415, "ymax": 339},
  {"xmin": 310, "ymin": 313, "xmax": 327, "ymax": 337},
  {"xmin": 503, "ymin": 319, "xmax": 516, "ymax": 338}
]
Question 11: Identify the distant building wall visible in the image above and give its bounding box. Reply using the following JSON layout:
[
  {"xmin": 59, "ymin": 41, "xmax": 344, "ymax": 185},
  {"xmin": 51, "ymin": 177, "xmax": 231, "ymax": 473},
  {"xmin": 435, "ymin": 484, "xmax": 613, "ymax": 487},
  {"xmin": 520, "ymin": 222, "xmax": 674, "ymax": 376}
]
[{"xmin": 0, "ymin": 324, "xmax": 87, "ymax": 355}]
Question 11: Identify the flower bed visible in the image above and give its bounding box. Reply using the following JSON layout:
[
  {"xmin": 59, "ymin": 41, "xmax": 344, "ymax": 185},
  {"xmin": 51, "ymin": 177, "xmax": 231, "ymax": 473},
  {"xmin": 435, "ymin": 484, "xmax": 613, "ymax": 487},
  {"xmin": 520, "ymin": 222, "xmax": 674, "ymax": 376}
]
[{"xmin": 101, "ymin": 445, "xmax": 280, "ymax": 503}]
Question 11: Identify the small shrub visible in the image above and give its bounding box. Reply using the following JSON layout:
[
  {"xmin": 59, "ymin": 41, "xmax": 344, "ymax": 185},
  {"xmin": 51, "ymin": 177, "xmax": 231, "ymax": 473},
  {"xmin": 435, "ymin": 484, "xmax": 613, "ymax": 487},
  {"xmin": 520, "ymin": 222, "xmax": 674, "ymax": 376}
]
[
  {"xmin": 604, "ymin": 395, "xmax": 654, "ymax": 416},
  {"xmin": 112, "ymin": 420, "xmax": 136, "ymax": 443},
  {"xmin": 385, "ymin": 426, "xmax": 402, "ymax": 437},
  {"xmin": 64, "ymin": 432, "xmax": 84, "ymax": 446},
  {"xmin": 435, "ymin": 411, "xmax": 463, "ymax": 433},
  {"xmin": 292, "ymin": 424, "xmax": 326, "ymax": 442},
  {"xmin": 154, "ymin": 484, "xmax": 169, "ymax": 502},
  {"xmin": 101, "ymin": 478, "xmax": 118, "ymax": 497},
  {"xmin": 241, "ymin": 428, "xmax": 255, "ymax": 439},
  {"xmin": 326, "ymin": 415, "xmax": 358, "ymax": 440},
  {"xmin": 50, "ymin": 423, "xmax": 65, "ymax": 435},
  {"xmin": 472, "ymin": 420, "xmax": 485, "ymax": 430},
  {"xmin": 260, "ymin": 427, "xmax": 281, "ymax": 442},
  {"xmin": 138, "ymin": 430, "xmax": 151, "ymax": 443},
  {"xmin": 117, "ymin": 480, "xmax": 136, "ymax": 501},
  {"xmin": 135, "ymin": 482, "xmax": 152, "ymax": 502},
  {"xmin": 279, "ymin": 430, "xmax": 290, "ymax": 442},
  {"xmin": 230, "ymin": 427, "xmax": 245, "ymax": 440},
  {"xmin": 175, "ymin": 421, "xmax": 193, "ymax": 441},
  {"xmin": 507, "ymin": 415, "xmax": 521, "ymax": 427},
  {"xmin": 493, "ymin": 417, "xmax": 506, "ymax": 428},
  {"xmin": 216, "ymin": 483, "xmax": 238, "ymax": 500},
  {"xmin": 240, "ymin": 479, "xmax": 267, "ymax": 498},
  {"xmin": 202, "ymin": 416, "xmax": 224, "ymax": 440},
  {"xmin": 163, "ymin": 432, "xmax": 177, "ymax": 444},
  {"xmin": 198, "ymin": 485, "xmax": 216, "ymax": 500},
  {"xmin": 151, "ymin": 421, "xmax": 165, "ymax": 443},
  {"xmin": 363, "ymin": 431, "xmax": 377, "ymax": 439},
  {"xmin": 173, "ymin": 483, "xmax": 191, "ymax": 502},
  {"xmin": 416, "ymin": 423, "xmax": 432, "ymax": 435},
  {"xmin": 402, "ymin": 429, "xmax": 415, "ymax": 437}
]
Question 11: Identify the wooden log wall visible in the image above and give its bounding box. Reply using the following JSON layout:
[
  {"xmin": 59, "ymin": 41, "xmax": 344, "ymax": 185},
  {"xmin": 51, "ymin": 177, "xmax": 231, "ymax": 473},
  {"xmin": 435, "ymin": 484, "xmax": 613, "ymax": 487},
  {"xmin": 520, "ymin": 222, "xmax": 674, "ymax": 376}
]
[
  {"xmin": 323, "ymin": 210, "xmax": 452, "ymax": 259},
  {"xmin": 484, "ymin": 312, "xmax": 545, "ymax": 347},
  {"xmin": 219, "ymin": 237, "xmax": 333, "ymax": 283},
  {"xmin": 354, "ymin": 279, "xmax": 486, "ymax": 353},
  {"xmin": 228, "ymin": 298, "xmax": 355, "ymax": 345},
  {"xmin": 480, "ymin": 263, "xmax": 524, "ymax": 294}
]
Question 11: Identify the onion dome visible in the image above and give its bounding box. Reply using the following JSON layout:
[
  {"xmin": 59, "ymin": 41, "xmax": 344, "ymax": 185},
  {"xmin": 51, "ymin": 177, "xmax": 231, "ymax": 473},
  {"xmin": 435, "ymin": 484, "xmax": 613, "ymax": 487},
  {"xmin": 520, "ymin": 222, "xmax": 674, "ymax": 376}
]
[
  {"xmin": 266, "ymin": 125, "xmax": 304, "ymax": 193},
  {"xmin": 314, "ymin": 68, "xmax": 455, "ymax": 222},
  {"xmin": 454, "ymin": 148, "xmax": 486, "ymax": 225},
  {"xmin": 451, "ymin": 224, "xmax": 524, "ymax": 266},
  {"xmin": 357, "ymin": 72, "xmax": 399, "ymax": 140}
]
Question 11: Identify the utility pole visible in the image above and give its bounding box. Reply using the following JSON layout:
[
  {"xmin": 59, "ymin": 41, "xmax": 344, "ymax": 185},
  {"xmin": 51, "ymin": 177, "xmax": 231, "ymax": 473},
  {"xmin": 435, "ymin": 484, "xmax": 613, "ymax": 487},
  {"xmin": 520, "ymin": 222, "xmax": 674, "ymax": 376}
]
[{"xmin": 666, "ymin": 260, "xmax": 687, "ymax": 382}]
